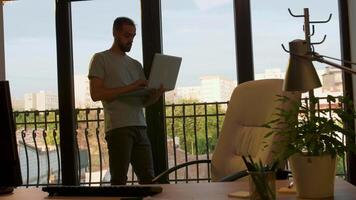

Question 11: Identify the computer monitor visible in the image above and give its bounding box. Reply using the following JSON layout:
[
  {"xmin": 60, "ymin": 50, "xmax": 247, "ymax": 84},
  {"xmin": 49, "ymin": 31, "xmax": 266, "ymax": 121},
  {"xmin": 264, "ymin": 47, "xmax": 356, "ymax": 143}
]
[{"xmin": 0, "ymin": 81, "xmax": 22, "ymax": 193}]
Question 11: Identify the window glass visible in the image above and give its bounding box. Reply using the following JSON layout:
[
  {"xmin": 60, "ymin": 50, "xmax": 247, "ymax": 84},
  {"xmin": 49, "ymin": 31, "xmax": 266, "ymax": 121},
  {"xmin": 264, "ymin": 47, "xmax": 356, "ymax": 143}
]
[
  {"xmin": 5, "ymin": 0, "xmax": 57, "ymax": 110},
  {"xmin": 162, "ymin": 0, "xmax": 236, "ymax": 182},
  {"xmin": 162, "ymin": 0, "xmax": 237, "ymax": 103}
]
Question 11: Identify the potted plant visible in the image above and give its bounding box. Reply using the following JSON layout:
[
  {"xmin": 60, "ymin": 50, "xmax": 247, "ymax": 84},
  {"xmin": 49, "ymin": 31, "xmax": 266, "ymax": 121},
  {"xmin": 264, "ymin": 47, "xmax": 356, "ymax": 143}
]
[{"xmin": 264, "ymin": 95, "xmax": 356, "ymax": 199}]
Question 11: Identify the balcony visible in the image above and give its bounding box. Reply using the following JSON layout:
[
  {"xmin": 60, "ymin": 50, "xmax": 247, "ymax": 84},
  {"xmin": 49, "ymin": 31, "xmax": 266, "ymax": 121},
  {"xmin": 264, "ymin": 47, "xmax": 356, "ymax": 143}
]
[{"xmin": 14, "ymin": 98, "xmax": 346, "ymax": 187}]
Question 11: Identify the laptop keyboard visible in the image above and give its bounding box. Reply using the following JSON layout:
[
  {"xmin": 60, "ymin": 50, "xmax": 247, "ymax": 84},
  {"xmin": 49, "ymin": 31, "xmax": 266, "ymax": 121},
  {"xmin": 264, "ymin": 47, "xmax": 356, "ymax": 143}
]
[{"xmin": 42, "ymin": 185, "xmax": 163, "ymax": 197}]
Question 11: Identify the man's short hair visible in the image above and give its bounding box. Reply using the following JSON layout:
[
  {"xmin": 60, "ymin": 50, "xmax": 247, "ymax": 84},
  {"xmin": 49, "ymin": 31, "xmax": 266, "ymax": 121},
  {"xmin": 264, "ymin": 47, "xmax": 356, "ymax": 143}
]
[{"xmin": 113, "ymin": 17, "xmax": 135, "ymax": 33}]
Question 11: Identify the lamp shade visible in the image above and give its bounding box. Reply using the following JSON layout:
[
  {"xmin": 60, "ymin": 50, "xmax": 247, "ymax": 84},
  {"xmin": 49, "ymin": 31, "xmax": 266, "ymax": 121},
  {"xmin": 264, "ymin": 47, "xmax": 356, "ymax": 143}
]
[{"xmin": 283, "ymin": 39, "xmax": 322, "ymax": 92}]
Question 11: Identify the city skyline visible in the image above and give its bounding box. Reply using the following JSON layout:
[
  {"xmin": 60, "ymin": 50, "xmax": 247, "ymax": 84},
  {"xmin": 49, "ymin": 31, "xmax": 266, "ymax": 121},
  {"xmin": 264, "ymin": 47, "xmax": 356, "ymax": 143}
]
[{"xmin": 12, "ymin": 66, "xmax": 343, "ymax": 111}]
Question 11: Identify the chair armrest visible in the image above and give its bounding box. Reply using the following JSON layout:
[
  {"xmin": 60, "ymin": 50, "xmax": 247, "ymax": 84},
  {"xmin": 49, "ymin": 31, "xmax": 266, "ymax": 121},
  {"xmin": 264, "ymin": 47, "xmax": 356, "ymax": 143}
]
[
  {"xmin": 218, "ymin": 168, "xmax": 291, "ymax": 182},
  {"xmin": 276, "ymin": 169, "xmax": 291, "ymax": 180},
  {"xmin": 152, "ymin": 159, "xmax": 211, "ymax": 183},
  {"xmin": 218, "ymin": 170, "xmax": 249, "ymax": 182}
]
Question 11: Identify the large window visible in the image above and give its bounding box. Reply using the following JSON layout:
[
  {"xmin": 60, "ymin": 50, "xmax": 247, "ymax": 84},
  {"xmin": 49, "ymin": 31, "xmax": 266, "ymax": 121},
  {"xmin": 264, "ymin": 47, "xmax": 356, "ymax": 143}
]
[
  {"xmin": 71, "ymin": 0, "xmax": 142, "ymax": 183},
  {"xmin": 162, "ymin": 0, "xmax": 237, "ymax": 103},
  {"xmin": 4, "ymin": 0, "xmax": 58, "ymax": 185},
  {"xmin": 251, "ymin": 0, "xmax": 347, "ymax": 176},
  {"xmin": 5, "ymin": 0, "xmax": 57, "ymax": 110},
  {"xmin": 251, "ymin": 0, "xmax": 342, "ymax": 97},
  {"xmin": 161, "ymin": 0, "xmax": 236, "ymax": 182}
]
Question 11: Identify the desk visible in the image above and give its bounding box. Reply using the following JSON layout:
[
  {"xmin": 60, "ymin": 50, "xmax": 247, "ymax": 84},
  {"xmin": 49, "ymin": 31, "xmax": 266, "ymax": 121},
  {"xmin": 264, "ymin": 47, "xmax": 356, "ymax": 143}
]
[{"xmin": 1, "ymin": 178, "xmax": 356, "ymax": 200}]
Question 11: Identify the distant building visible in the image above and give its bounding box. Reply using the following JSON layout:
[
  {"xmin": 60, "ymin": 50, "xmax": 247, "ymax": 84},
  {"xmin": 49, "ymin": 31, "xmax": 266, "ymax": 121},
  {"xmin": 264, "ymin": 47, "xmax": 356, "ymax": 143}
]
[
  {"xmin": 21, "ymin": 67, "xmax": 343, "ymax": 110},
  {"xmin": 303, "ymin": 67, "xmax": 343, "ymax": 98},
  {"xmin": 74, "ymin": 74, "xmax": 102, "ymax": 108},
  {"xmin": 166, "ymin": 86, "xmax": 200, "ymax": 103},
  {"xmin": 255, "ymin": 68, "xmax": 285, "ymax": 80},
  {"xmin": 200, "ymin": 75, "xmax": 236, "ymax": 102},
  {"xmin": 254, "ymin": 67, "xmax": 343, "ymax": 97},
  {"xmin": 166, "ymin": 75, "xmax": 236, "ymax": 103},
  {"xmin": 24, "ymin": 91, "xmax": 58, "ymax": 111},
  {"xmin": 24, "ymin": 93, "xmax": 35, "ymax": 111},
  {"xmin": 22, "ymin": 75, "xmax": 103, "ymax": 110},
  {"xmin": 36, "ymin": 91, "xmax": 58, "ymax": 110},
  {"xmin": 321, "ymin": 67, "xmax": 343, "ymax": 93},
  {"xmin": 12, "ymin": 97, "xmax": 24, "ymax": 111}
]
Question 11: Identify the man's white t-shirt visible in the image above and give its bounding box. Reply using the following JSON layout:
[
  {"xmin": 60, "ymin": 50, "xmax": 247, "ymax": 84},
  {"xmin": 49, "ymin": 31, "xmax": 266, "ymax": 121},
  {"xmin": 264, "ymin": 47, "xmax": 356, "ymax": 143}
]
[{"xmin": 88, "ymin": 50, "xmax": 147, "ymax": 132}]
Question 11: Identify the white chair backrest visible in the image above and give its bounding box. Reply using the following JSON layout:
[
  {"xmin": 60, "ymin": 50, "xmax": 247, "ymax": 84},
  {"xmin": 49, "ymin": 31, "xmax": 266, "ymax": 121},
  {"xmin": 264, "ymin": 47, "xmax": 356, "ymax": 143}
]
[{"xmin": 211, "ymin": 79, "xmax": 300, "ymax": 181}]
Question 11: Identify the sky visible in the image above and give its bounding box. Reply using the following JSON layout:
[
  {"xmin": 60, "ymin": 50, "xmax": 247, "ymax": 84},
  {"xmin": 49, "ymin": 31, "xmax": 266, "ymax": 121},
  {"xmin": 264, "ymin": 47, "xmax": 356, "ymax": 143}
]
[{"xmin": 3, "ymin": 0, "xmax": 340, "ymax": 98}]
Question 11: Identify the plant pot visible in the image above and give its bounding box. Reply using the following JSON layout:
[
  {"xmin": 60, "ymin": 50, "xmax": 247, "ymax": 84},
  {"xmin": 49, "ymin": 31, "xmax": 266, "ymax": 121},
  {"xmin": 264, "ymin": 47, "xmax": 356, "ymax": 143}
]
[{"xmin": 289, "ymin": 154, "xmax": 336, "ymax": 199}]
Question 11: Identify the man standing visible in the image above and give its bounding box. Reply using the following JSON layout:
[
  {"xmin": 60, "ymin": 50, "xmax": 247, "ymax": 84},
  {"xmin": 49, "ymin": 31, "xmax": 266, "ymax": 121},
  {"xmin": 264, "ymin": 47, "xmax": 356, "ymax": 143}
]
[{"xmin": 88, "ymin": 17, "xmax": 163, "ymax": 185}]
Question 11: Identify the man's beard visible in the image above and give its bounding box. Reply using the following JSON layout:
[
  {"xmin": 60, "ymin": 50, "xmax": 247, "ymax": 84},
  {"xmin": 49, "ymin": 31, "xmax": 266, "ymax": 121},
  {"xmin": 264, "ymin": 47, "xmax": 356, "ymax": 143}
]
[{"xmin": 118, "ymin": 42, "xmax": 132, "ymax": 52}]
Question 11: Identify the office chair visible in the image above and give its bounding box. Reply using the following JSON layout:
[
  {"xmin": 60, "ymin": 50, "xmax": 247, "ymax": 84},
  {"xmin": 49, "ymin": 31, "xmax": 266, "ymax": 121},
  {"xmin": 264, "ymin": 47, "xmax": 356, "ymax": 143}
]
[{"xmin": 153, "ymin": 79, "xmax": 300, "ymax": 183}]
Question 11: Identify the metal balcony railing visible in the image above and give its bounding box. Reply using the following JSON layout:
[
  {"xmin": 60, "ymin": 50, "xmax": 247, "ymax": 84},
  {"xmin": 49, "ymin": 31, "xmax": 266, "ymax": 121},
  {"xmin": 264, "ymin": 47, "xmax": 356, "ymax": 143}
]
[{"xmin": 13, "ymin": 98, "xmax": 347, "ymax": 187}]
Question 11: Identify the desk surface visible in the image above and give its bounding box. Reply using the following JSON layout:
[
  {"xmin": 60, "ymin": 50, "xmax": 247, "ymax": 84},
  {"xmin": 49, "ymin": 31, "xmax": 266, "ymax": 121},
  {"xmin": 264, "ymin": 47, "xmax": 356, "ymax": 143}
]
[{"xmin": 1, "ymin": 178, "xmax": 356, "ymax": 200}]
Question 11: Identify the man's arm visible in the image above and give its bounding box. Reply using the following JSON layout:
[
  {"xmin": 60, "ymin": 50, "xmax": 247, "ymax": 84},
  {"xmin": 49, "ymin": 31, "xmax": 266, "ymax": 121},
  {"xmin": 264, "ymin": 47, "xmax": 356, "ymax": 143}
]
[{"xmin": 90, "ymin": 77, "xmax": 147, "ymax": 102}]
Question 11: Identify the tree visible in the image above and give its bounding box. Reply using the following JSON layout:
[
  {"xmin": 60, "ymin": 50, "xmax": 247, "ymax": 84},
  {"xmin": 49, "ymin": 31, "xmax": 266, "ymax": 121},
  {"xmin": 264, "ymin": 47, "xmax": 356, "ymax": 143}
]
[{"xmin": 165, "ymin": 99, "xmax": 227, "ymax": 155}]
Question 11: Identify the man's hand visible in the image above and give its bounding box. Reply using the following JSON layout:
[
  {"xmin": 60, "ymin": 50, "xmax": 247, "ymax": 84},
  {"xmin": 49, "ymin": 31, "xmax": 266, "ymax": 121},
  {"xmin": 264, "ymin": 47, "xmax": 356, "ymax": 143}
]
[
  {"xmin": 149, "ymin": 84, "xmax": 165, "ymax": 100},
  {"xmin": 89, "ymin": 77, "xmax": 148, "ymax": 102},
  {"xmin": 131, "ymin": 79, "xmax": 148, "ymax": 90},
  {"xmin": 144, "ymin": 84, "xmax": 165, "ymax": 106}
]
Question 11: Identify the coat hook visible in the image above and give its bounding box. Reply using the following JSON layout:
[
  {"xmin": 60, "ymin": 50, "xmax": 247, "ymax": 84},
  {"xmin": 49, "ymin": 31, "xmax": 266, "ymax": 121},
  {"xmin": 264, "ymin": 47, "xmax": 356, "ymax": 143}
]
[
  {"xmin": 281, "ymin": 44, "xmax": 290, "ymax": 53},
  {"xmin": 288, "ymin": 8, "xmax": 304, "ymax": 17},
  {"xmin": 309, "ymin": 25, "xmax": 315, "ymax": 37},
  {"xmin": 311, "ymin": 35, "xmax": 327, "ymax": 45},
  {"xmin": 310, "ymin": 13, "xmax": 332, "ymax": 24}
]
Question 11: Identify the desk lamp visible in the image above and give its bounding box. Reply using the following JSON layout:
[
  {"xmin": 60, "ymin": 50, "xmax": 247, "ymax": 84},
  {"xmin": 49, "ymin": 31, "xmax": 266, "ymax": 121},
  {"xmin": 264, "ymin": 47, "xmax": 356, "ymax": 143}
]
[
  {"xmin": 283, "ymin": 39, "xmax": 356, "ymax": 92},
  {"xmin": 281, "ymin": 8, "xmax": 356, "ymax": 92}
]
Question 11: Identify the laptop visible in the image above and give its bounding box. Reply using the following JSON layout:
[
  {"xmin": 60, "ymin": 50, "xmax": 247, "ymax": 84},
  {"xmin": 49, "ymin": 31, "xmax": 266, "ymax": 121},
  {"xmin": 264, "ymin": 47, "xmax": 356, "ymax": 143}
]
[{"xmin": 121, "ymin": 53, "xmax": 182, "ymax": 96}]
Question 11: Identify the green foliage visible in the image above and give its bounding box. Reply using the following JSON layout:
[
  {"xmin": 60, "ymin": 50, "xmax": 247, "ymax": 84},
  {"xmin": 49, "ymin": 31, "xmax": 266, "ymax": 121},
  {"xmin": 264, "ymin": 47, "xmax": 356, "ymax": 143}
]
[
  {"xmin": 336, "ymin": 156, "xmax": 346, "ymax": 176},
  {"xmin": 165, "ymin": 100, "xmax": 226, "ymax": 155},
  {"xmin": 14, "ymin": 111, "xmax": 60, "ymax": 145},
  {"xmin": 264, "ymin": 95, "xmax": 356, "ymax": 160},
  {"xmin": 243, "ymin": 156, "xmax": 276, "ymax": 200}
]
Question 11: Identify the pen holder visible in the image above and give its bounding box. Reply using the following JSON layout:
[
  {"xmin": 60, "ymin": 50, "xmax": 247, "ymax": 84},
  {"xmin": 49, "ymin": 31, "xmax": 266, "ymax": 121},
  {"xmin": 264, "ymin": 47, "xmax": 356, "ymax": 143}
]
[{"xmin": 249, "ymin": 171, "xmax": 276, "ymax": 200}]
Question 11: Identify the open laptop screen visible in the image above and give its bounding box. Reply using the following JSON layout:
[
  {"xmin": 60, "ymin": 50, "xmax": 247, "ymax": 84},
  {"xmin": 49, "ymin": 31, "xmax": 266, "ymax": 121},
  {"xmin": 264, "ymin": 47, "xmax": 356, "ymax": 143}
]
[
  {"xmin": 120, "ymin": 53, "xmax": 182, "ymax": 97},
  {"xmin": 147, "ymin": 53, "xmax": 182, "ymax": 91}
]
